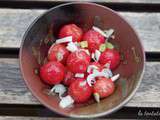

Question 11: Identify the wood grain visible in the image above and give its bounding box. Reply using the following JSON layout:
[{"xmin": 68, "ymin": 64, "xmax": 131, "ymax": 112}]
[
  {"xmin": 0, "ymin": 58, "xmax": 159, "ymax": 107},
  {"xmin": 0, "ymin": 9, "xmax": 160, "ymax": 52},
  {"xmin": 0, "ymin": 58, "xmax": 38, "ymax": 104}
]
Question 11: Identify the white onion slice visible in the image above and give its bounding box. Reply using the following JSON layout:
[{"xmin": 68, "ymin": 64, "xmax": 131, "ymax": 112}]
[
  {"xmin": 92, "ymin": 69, "xmax": 99, "ymax": 74},
  {"xmin": 101, "ymin": 68, "xmax": 113, "ymax": 78},
  {"xmin": 81, "ymin": 49, "xmax": 90, "ymax": 56},
  {"xmin": 55, "ymin": 36, "xmax": 72, "ymax": 44},
  {"xmin": 74, "ymin": 42, "xmax": 80, "ymax": 47},
  {"xmin": 104, "ymin": 29, "xmax": 114, "ymax": 38},
  {"xmin": 111, "ymin": 74, "xmax": 120, "ymax": 82},
  {"xmin": 87, "ymin": 74, "xmax": 96, "ymax": 86},
  {"xmin": 95, "ymin": 50, "xmax": 101, "ymax": 61},
  {"xmin": 87, "ymin": 65, "xmax": 98, "ymax": 73},
  {"xmin": 87, "ymin": 70, "xmax": 110, "ymax": 86},
  {"xmin": 75, "ymin": 73, "xmax": 84, "ymax": 78},
  {"xmin": 49, "ymin": 84, "xmax": 66, "ymax": 99},
  {"xmin": 91, "ymin": 53, "xmax": 96, "ymax": 61},
  {"xmin": 104, "ymin": 62, "xmax": 111, "ymax": 68},
  {"xmin": 59, "ymin": 95, "xmax": 74, "ymax": 108},
  {"xmin": 92, "ymin": 26, "xmax": 107, "ymax": 37},
  {"xmin": 66, "ymin": 42, "xmax": 78, "ymax": 52}
]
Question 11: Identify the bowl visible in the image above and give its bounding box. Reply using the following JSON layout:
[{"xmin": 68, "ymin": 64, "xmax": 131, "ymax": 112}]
[{"xmin": 19, "ymin": 2, "xmax": 145, "ymax": 118}]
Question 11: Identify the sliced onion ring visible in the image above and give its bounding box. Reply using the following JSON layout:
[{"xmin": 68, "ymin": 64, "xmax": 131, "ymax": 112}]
[
  {"xmin": 66, "ymin": 42, "xmax": 78, "ymax": 52},
  {"xmin": 59, "ymin": 95, "xmax": 74, "ymax": 108},
  {"xmin": 111, "ymin": 74, "xmax": 120, "ymax": 82},
  {"xmin": 55, "ymin": 36, "xmax": 72, "ymax": 44},
  {"xmin": 49, "ymin": 84, "xmax": 66, "ymax": 99},
  {"xmin": 92, "ymin": 26, "xmax": 107, "ymax": 37},
  {"xmin": 87, "ymin": 65, "xmax": 98, "ymax": 73},
  {"xmin": 95, "ymin": 50, "xmax": 101, "ymax": 61},
  {"xmin": 75, "ymin": 73, "xmax": 84, "ymax": 78}
]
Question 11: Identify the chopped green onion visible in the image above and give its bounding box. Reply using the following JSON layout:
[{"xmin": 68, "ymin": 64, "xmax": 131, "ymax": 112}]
[
  {"xmin": 99, "ymin": 44, "xmax": 106, "ymax": 52},
  {"xmin": 105, "ymin": 42, "xmax": 114, "ymax": 49},
  {"xmin": 56, "ymin": 52, "xmax": 63, "ymax": 61},
  {"xmin": 79, "ymin": 41, "xmax": 88, "ymax": 48},
  {"xmin": 34, "ymin": 69, "xmax": 39, "ymax": 75}
]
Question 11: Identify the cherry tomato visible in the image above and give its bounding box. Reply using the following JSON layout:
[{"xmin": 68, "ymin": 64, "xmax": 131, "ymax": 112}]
[
  {"xmin": 67, "ymin": 50, "xmax": 90, "ymax": 73},
  {"xmin": 93, "ymin": 77, "xmax": 115, "ymax": 99},
  {"xmin": 82, "ymin": 30, "xmax": 105, "ymax": 52},
  {"xmin": 48, "ymin": 44, "xmax": 70, "ymax": 65},
  {"xmin": 40, "ymin": 61, "xmax": 65, "ymax": 85},
  {"xmin": 68, "ymin": 80, "xmax": 92, "ymax": 103},
  {"xmin": 59, "ymin": 24, "xmax": 83, "ymax": 42},
  {"xmin": 63, "ymin": 70, "xmax": 75, "ymax": 86},
  {"xmin": 99, "ymin": 49, "xmax": 120, "ymax": 70}
]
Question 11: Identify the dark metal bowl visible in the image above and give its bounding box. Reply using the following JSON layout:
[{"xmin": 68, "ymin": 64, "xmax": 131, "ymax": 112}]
[{"xmin": 19, "ymin": 2, "xmax": 145, "ymax": 118}]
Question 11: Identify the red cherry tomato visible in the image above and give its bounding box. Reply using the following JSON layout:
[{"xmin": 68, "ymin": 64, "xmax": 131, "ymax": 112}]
[
  {"xmin": 63, "ymin": 70, "xmax": 75, "ymax": 86},
  {"xmin": 59, "ymin": 24, "xmax": 83, "ymax": 42},
  {"xmin": 93, "ymin": 77, "xmax": 115, "ymax": 98},
  {"xmin": 67, "ymin": 50, "xmax": 90, "ymax": 73},
  {"xmin": 99, "ymin": 49, "xmax": 120, "ymax": 70},
  {"xmin": 48, "ymin": 44, "xmax": 70, "ymax": 65},
  {"xmin": 82, "ymin": 30, "xmax": 105, "ymax": 52},
  {"xmin": 68, "ymin": 80, "xmax": 92, "ymax": 103},
  {"xmin": 40, "ymin": 61, "xmax": 65, "ymax": 85}
]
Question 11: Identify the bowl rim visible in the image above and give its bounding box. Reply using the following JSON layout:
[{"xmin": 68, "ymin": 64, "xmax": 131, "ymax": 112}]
[{"xmin": 19, "ymin": 2, "xmax": 146, "ymax": 118}]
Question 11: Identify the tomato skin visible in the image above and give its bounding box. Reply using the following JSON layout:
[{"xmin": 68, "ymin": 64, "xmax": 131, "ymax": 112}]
[
  {"xmin": 67, "ymin": 50, "xmax": 91, "ymax": 73},
  {"xmin": 68, "ymin": 80, "xmax": 92, "ymax": 103},
  {"xmin": 40, "ymin": 61, "xmax": 65, "ymax": 85},
  {"xmin": 93, "ymin": 77, "xmax": 115, "ymax": 98},
  {"xmin": 63, "ymin": 70, "xmax": 75, "ymax": 86},
  {"xmin": 59, "ymin": 24, "xmax": 83, "ymax": 42},
  {"xmin": 82, "ymin": 30, "xmax": 105, "ymax": 52},
  {"xmin": 48, "ymin": 44, "xmax": 70, "ymax": 65},
  {"xmin": 63, "ymin": 70, "xmax": 88, "ymax": 86},
  {"xmin": 99, "ymin": 49, "xmax": 120, "ymax": 70}
]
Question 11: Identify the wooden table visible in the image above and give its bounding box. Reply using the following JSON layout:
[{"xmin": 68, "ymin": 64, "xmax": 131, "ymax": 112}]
[{"xmin": 0, "ymin": 0, "xmax": 160, "ymax": 119}]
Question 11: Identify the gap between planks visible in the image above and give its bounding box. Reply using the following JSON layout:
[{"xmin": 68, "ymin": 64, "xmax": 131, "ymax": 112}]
[
  {"xmin": 0, "ymin": 117, "xmax": 57, "ymax": 120},
  {"xmin": 0, "ymin": 58, "xmax": 160, "ymax": 108},
  {"xmin": 1, "ymin": 0, "xmax": 160, "ymax": 4},
  {"xmin": 0, "ymin": 105, "xmax": 159, "ymax": 119},
  {"xmin": 0, "ymin": 9, "xmax": 160, "ymax": 52},
  {"xmin": 0, "ymin": 116, "xmax": 125, "ymax": 120},
  {"xmin": 0, "ymin": 0, "xmax": 160, "ymax": 12},
  {"xmin": 1, "ymin": 48, "xmax": 160, "ymax": 62}
]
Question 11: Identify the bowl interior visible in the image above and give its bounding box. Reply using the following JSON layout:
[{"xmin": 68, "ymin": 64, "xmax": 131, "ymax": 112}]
[{"xmin": 20, "ymin": 3, "xmax": 145, "ymax": 118}]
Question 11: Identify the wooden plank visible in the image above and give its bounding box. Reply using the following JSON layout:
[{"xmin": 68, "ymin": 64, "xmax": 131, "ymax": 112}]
[
  {"xmin": 0, "ymin": 58, "xmax": 159, "ymax": 107},
  {"xmin": 119, "ymin": 12, "xmax": 160, "ymax": 53},
  {"xmin": 0, "ymin": 9, "xmax": 160, "ymax": 52},
  {"xmin": 0, "ymin": 58, "xmax": 38, "ymax": 104},
  {"xmin": 0, "ymin": 9, "xmax": 44, "ymax": 49}
]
